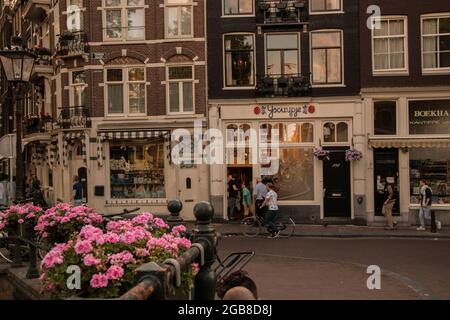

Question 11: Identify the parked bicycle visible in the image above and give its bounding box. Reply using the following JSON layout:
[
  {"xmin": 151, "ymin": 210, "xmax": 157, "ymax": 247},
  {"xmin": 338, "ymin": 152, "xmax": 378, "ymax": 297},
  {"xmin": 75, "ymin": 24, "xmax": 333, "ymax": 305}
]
[{"xmin": 240, "ymin": 212, "xmax": 295, "ymax": 238}]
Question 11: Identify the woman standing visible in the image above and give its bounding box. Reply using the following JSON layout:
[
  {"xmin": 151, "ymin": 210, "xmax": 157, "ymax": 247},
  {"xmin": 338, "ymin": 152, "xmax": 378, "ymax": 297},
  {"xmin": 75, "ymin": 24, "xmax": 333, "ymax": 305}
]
[{"xmin": 259, "ymin": 182, "xmax": 279, "ymax": 238}]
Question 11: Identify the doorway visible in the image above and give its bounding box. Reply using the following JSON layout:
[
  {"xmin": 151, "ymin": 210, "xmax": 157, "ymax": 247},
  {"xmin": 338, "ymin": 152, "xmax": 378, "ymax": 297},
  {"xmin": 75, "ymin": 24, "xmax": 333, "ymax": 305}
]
[
  {"xmin": 78, "ymin": 167, "xmax": 88, "ymax": 203},
  {"xmin": 374, "ymin": 149, "xmax": 400, "ymax": 216},
  {"xmin": 323, "ymin": 147, "xmax": 351, "ymax": 218},
  {"xmin": 227, "ymin": 166, "xmax": 253, "ymax": 220}
]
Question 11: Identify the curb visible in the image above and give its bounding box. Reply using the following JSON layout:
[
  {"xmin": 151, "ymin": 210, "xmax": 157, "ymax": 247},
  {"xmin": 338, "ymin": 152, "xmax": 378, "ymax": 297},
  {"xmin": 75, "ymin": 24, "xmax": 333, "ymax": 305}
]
[{"xmin": 217, "ymin": 232, "xmax": 450, "ymax": 239}]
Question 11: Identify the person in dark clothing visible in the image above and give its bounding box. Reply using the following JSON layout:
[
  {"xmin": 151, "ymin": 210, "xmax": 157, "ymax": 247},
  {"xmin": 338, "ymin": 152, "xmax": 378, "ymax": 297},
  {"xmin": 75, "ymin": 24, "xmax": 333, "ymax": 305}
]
[
  {"xmin": 382, "ymin": 182, "xmax": 397, "ymax": 230},
  {"xmin": 71, "ymin": 175, "xmax": 83, "ymax": 206},
  {"xmin": 227, "ymin": 174, "xmax": 239, "ymax": 220}
]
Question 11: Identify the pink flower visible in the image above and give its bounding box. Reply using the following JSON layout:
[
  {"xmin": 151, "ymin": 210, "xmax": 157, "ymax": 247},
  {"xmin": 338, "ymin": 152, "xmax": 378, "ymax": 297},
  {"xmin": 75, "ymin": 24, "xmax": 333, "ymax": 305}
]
[
  {"xmin": 193, "ymin": 263, "xmax": 200, "ymax": 274},
  {"xmin": 106, "ymin": 266, "xmax": 124, "ymax": 281},
  {"xmin": 153, "ymin": 218, "xmax": 168, "ymax": 229},
  {"xmin": 135, "ymin": 248, "xmax": 150, "ymax": 257},
  {"xmin": 42, "ymin": 251, "xmax": 64, "ymax": 269},
  {"xmin": 171, "ymin": 225, "xmax": 187, "ymax": 235},
  {"xmin": 83, "ymin": 254, "xmax": 102, "ymax": 267},
  {"xmin": 26, "ymin": 213, "xmax": 36, "ymax": 219},
  {"xmin": 74, "ymin": 240, "xmax": 93, "ymax": 254},
  {"xmin": 90, "ymin": 274, "xmax": 109, "ymax": 288},
  {"xmin": 18, "ymin": 219, "xmax": 24, "ymax": 224},
  {"xmin": 104, "ymin": 232, "xmax": 120, "ymax": 244}
]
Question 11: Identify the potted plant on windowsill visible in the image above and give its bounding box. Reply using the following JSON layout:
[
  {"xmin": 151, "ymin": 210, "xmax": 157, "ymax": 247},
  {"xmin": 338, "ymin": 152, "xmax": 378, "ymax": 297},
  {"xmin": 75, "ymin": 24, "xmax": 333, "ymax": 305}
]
[
  {"xmin": 345, "ymin": 148, "xmax": 363, "ymax": 162},
  {"xmin": 313, "ymin": 147, "xmax": 330, "ymax": 161}
]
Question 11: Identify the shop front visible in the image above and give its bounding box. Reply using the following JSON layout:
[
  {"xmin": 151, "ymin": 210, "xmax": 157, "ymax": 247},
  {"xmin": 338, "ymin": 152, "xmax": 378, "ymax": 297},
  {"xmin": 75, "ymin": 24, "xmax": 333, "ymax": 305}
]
[{"xmin": 209, "ymin": 99, "xmax": 366, "ymax": 223}]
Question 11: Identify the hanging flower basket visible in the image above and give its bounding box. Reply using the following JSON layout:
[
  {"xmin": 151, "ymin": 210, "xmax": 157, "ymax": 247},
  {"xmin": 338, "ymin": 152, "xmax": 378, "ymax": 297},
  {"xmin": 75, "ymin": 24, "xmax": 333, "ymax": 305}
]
[
  {"xmin": 345, "ymin": 148, "xmax": 363, "ymax": 162},
  {"xmin": 313, "ymin": 148, "xmax": 330, "ymax": 161}
]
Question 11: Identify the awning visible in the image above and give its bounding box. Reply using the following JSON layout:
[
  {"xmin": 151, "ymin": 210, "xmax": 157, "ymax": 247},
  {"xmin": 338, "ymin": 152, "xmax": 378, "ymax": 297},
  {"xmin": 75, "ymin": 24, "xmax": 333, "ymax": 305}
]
[
  {"xmin": 98, "ymin": 130, "xmax": 170, "ymax": 140},
  {"xmin": 369, "ymin": 136, "xmax": 450, "ymax": 148}
]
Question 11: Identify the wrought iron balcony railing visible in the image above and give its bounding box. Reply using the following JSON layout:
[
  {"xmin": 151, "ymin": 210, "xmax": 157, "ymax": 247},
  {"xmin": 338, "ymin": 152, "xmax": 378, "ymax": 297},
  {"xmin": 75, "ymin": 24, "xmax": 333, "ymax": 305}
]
[
  {"xmin": 56, "ymin": 31, "xmax": 88, "ymax": 58},
  {"xmin": 58, "ymin": 106, "xmax": 92, "ymax": 129},
  {"xmin": 257, "ymin": 0, "xmax": 307, "ymax": 25},
  {"xmin": 24, "ymin": 116, "xmax": 53, "ymax": 136},
  {"xmin": 255, "ymin": 73, "xmax": 311, "ymax": 97}
]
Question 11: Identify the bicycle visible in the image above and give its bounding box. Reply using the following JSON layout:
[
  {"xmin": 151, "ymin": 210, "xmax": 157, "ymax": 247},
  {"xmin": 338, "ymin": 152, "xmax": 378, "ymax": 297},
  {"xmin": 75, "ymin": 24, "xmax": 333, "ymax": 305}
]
[{"xmin": 241, "ymin": 212, "xmax": 295, "ymax": 238}]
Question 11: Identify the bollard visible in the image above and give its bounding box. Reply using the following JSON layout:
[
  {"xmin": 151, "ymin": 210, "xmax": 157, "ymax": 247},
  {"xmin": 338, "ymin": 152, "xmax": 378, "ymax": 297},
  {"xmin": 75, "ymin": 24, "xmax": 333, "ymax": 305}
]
[
  {"xmin": 167, "ymin": 199, "xmax": 184, "ymax": 227},
  {"xmin": 193, "ymin": 202, "xmax": 217, "ymax": 300},
  {"xmin": 12, "ymin": 224, "xmax": 23, "ymax": 268},
  {"xmin": 26, "ymin": 238, "xmax": 39, "ymax": 279},
  {"xmin": 430, "ymin": 210, "xmax": 437, "ymax": 233}
]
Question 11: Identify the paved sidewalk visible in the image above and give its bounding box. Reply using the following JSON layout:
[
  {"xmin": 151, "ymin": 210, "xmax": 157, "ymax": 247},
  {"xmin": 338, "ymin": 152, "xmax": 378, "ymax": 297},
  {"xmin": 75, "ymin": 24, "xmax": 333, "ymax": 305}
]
[{"xmin": 187, "ymin": 222, "xmax": 450, "ymax": 238}]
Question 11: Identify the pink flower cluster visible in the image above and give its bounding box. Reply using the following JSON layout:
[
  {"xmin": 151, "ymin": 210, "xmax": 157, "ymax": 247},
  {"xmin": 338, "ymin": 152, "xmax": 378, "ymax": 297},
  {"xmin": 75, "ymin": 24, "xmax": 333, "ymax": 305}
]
[
  {"xmin": 41, "ymin": 242, "xmax": 71, "ymax": 269},
  {"xmin": 0, "ymin": 203, "xmax": 43, "ymax": 232}
]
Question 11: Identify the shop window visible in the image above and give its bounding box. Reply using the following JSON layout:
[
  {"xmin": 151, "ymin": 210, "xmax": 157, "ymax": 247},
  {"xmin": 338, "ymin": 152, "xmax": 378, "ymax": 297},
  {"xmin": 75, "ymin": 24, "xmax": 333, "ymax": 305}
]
[
  {"xmin": 269, "ymin": 148, "xmax": 315, "ymax": 201},
  {"xmin": 410, "ymin": 148, "xmax": 450, "ymax": 205},
  {"xmin": 110, "ymin": 140, "xmax": 165, "ymax": 199},
  {"xmin": 223, "ymin": 0, "xmax": 253, "ymax": 16},
  {"xmin": 323, "ymin": 122, "xmax": 336, "ymax": 142},
  {"xmin": 301, "ymin": 123, "xmax": 314, "ymax": 143},
  {"xmin": 226, "ymin": 123, "xmax": 252, "ymax": 165},
  {"xmin": 336, "ymin": 122, "xmax": 348, "ymax": 142},
  {"xmin": 374, "ymin": 101, "xmax": 397, "ymax": 135},
  {"xmin": 260, "ymin": 122, "xmax": 314, "ymax": 144},
  {"xmin": 323, "ymin": 121, "xmax": 348, "ymax": 143},
  {"xmin": 224, "ymin": 34, "xmax": 255, "ymax": 87}
]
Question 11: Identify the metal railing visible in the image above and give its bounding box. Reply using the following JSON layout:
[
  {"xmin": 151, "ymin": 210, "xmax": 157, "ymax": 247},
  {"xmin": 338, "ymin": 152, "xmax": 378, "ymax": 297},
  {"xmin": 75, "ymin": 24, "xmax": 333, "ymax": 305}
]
[
  {"xmin": 24, "ymin": 116, "xmax": 52, "ymax": 135},
  {"xmin": 56, "ymin": 31, "xmax": 88, "ymax": 57},
  {"xmin": 57, "ymin": 106, "xmax": 92, "ymax": 129},
  {"xmin": 257, "ymin": 0, "xmax": 307, "ymax": 25},
  {"xmin": 256, "ymin": 73, "xmax": 312, "ymax": 97}
]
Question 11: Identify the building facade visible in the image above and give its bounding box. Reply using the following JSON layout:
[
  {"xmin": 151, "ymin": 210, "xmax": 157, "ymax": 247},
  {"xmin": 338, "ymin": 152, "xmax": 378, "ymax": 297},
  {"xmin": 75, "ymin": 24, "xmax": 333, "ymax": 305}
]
[
  {"xmin": 0, "ymin": 0, "xmax": 208, "ymax": 220},
  {"xmin": 360, "ymin": 0, "xmax": 450, "ymax": 225},
  {"xmin": 207, "ymin": 0, "xmax": 366, "ymax": 223}
]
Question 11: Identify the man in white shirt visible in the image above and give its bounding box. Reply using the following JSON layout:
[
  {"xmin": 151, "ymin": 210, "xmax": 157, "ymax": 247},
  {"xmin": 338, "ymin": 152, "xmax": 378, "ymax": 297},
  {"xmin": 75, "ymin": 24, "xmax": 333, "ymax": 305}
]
[{"xmin": 259, "ymin": 182, "xmax": 279, "ymax": 238}]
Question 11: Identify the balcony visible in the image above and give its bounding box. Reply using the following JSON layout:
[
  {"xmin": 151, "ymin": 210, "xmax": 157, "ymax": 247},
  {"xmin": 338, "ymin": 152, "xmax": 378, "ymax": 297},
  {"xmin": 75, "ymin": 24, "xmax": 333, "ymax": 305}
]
[
  {"xmin": 23, "ymin": 0, "xmax": 51, "ymax": 23},
  {"xmin": 32, "ymin": 47, "xmax": 52, "ymax": 76},
  {"xmin": 257, "ymin": 0, "xmax": 307, "ymax": 26},
  {"xmin": 57, "ymin": 106, "xmax": 92, "ymax": 130},
  {"xmin": 56, "ymin": 31, "xmax": 89, "ymax": 59},
  {"xmin": 255, "ymin": 73, "xmax": 311, "ymax": 97},
  {"xmin": 24, "ymin": 115, "xmax": 52, "ymax": 136}
]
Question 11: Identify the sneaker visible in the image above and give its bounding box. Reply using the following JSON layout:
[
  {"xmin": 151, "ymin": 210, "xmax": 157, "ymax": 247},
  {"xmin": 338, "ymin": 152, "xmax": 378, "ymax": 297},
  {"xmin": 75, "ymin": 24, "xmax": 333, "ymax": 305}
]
[
  {"xmin": 274, "ymin": 230, "xmax": 281, "ymax": 238},
  {"xmin": 436, "ymin": 221, "xmax": 442, "ymax": 230},
  {"xmin": 416, "ymin": 226, "xmax": 426, "ymax": 231},
  {"xmin": 267, "ymin": 233, "xmax": 276, "ymax": 239}
]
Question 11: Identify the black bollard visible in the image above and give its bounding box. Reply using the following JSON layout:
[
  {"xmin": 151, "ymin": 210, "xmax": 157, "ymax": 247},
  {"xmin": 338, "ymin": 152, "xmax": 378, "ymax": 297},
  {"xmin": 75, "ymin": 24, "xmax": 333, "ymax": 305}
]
[
  {"xmin": 12, "ymin": 224, "xmax": 23, "ymax": 268},
  {"xmin": 430, "ymin": 210, "xmax": 437, "ymax": 233},
  {"xmin": 26, "ymin": 243, "xmax": 39, "ymax": 279},
  {"xmin": 167, "ymin": 199, "xmax": 184, "ymax": 227},
  {"xmin": 193, "ymin": 202, "xmax": 217, "ymax": 300}
]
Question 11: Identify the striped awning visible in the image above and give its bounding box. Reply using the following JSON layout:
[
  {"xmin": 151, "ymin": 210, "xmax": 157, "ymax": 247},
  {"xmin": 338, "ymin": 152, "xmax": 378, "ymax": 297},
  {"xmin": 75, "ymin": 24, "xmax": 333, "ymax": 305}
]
[
  {"xmin": 98, "ymin": 130, "xmax": 170, "ymax": 140},
  {"xmin": 369, "ymin": 136, "xmax": 450, "ymax": 148}
]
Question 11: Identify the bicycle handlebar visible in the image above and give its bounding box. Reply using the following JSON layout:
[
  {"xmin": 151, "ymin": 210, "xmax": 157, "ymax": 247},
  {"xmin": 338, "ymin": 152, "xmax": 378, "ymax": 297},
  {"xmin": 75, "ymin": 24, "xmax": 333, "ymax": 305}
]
[{"xmin": 102, "ymin": 207, "xmax": 140, "ymax": 218}]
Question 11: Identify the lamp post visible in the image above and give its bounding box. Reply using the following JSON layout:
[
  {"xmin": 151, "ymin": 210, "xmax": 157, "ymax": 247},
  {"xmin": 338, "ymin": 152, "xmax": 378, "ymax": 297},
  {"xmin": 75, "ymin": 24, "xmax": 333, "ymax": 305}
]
[{"xmin": 0, "ymin": 36, "xmax": 36, "ymax": 202}]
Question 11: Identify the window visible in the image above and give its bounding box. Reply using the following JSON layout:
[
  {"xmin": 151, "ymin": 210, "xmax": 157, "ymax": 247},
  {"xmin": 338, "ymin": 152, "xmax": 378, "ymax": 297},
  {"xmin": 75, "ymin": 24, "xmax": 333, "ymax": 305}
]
[
  {"xmin": 266, "ymin": 34, "xmax": 299, "ymax": 76},
  {"xmin": 70, "ymin": 71, "xmax": 86, "ymax": 107},
  {"xmin": 165, "ymin": 0, "xmax": 193, "ymax": 38},
  {"xmin": 224, "ymin": 34, "xmax": 255, "ymax": 87},
  {"xmin": 110, "ymin": 140, "xmax": 166, "ymax": 199},
  {"xmin": 310, "ymin": 0, "xmax": 342, "ymax": 13},
  {"xmin": 374, "ymin": 101, "xmax": 397, "ymax": 135},
  {"xmin": 311, "ymin": 31, "xmax": 343, "ymax": 85},
  {"xmin": 67, "ymin": 0, "xmax": 84, "ymax": 32},
  {"xmin": 104, "ymin": 0, "xmax": 145, "ymax": 40},
  {"xmin": 106, "ymin": 67, "xmax": 146, "ymax": 115},
  {"xmin": 422, "ymin": 15, "xmax": 450, "ymax": 72},
  {"xmin": 410, "ymin": 148, "xmax": 450, "ymax": 205},
  {"xmin": 223, "ymin": 0, "xmax": 253, "ymax": 16},
  {"xmin": 167, "ymin": 66, "xmax": 194, "ymax": 113},
  {"xmin": 372, "ymin": 18, "xmax": 408, "ymax": 74},
  {"xmin": 323, "ymin": 121, "xmax": 348, "ymax": 143},
  {"xmin": 226, "ymin": 123, "xmax": 252, "ymax": 165}
]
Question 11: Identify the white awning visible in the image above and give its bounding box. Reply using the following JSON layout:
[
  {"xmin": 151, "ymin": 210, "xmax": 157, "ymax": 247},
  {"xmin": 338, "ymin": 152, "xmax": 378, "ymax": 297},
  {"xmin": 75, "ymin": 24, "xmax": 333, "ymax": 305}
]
[
  {"xmin": 98, "ymin": 130, "xmax": 170, "ymax": 140},
  {"xmin": 369, "ymin": 136, "xmax": 450, "ymax": 148}
]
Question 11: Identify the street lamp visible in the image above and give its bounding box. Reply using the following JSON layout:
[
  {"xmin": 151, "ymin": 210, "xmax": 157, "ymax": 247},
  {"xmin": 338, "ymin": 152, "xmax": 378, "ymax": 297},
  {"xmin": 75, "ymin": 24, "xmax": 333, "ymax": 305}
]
[{"xmin": 0, "ymin": 36, "xmax": 36, "ymax": 202}]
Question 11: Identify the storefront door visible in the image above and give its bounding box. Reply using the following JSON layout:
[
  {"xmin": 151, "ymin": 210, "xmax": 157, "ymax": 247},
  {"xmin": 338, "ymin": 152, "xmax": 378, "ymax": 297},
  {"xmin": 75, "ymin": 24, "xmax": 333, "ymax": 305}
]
[
  {"xmin": 323, "ymin": 147, "xmax": 351, "ymax": 218},
  {"xmin": 373, "ymin": 149, "xmax": 399, "ymax": 216}
]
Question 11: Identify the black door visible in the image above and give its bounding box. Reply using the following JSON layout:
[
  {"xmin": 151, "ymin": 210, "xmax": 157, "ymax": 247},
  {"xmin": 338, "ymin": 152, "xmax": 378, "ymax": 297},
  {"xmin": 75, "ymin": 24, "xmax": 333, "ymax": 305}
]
[
  {"xmin": 374, "ymin": 149, "xmax": 400, "ymax": 216},
  {"xmin": 78, "ymin": 167, "xmax": 88, "ymax": 203},
  {"xmin": 323, "ymin": 147, "xmax": 351, "ymax": 218}
]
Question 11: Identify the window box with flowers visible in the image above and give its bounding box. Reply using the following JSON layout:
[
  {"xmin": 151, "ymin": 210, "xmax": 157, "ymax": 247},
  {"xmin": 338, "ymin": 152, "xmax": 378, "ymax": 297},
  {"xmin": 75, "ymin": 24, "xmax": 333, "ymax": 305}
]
[
  {"xmin": 313, "ymin": 148, "xmax": 330, "ymax": 161},
  {"xmin": 345, "ymin": 148, "xmax": 363, "ymax": 162}
]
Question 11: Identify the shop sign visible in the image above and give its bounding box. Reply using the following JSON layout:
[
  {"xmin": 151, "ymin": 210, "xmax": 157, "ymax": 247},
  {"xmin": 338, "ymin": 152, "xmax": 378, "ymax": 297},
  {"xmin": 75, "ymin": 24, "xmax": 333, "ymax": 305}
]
[
  {"xmin": 409, "ymin": 100, "xmax": 450, "ymax": 134},
  {"xmin": 254, "ymin": 104, "xmax": 316, "ymax": 119}
]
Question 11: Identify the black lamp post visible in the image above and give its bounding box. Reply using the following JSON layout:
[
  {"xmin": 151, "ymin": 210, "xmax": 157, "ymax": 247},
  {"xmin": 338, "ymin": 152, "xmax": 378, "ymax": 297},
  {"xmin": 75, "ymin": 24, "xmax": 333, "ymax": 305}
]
[{"xmin": 0, "ymin": 36, "xmax": 36, "ymax": 202}]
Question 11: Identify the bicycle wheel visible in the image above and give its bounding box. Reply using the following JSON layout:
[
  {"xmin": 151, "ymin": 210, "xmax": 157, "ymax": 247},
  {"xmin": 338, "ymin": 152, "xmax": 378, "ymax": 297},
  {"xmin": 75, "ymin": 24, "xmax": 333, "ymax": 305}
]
[
  {"xmin": 241, "ymin": 216, "xmax": 262, "ymax": 237},
  {"xmin": 275, "ymin": 216, "xmax": 295, "ymax": 238}
]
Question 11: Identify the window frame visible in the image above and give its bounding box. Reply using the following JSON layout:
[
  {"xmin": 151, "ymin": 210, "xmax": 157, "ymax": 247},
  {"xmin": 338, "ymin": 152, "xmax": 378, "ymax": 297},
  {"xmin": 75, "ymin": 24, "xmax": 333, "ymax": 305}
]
[
  {"xmin": 166, "ymin": 64, "xmax": 196, "ymax": 115},
  {"xmin": 371, "ymin": 16, "xmax": 409, "ymax": 76},
  {"xmin": 264, "ymin": 32, "xmax": 301, "ymax": 77},
  {"xmin": 223, "ymin": 33, "xmax": 256, "ymax": 89},
  {"xmin": 66, "ymin": 0, "xmax": 84, "ymax": 32},
  {"xmin": 69, "ymin": 69, "xmax": 87, "ymax": 107},
  {"xmin": 373, "ymin": 100, "xmax": 398, "ymax": 136},
  {"xmin": 310, "ymin": 29, "xmax": 344, "ymax": 87},
  {"xmin": 164, "ymin": 0, "xmax": 195, "ymax": 39},
  {"xmin": 102, "ymin": 0, "xmax": 146, "ymax": 42},
  {"xmin": 104, "ymin": 66, "xmax": 147, "ymax": 117},
  {"xmin": 309, "ymin": 0, "xmax": 343, "ymax": 15},
  {"xmin": 321, "ymin": 120, "xmax": 350, "ymax": 145},
  {"xmin": 421, "ymin": 13, "xmax": 450, "ymax": 75},
  {"xmin": 222, "ymin": 0, "xmax": 255, "ymax": 18}
]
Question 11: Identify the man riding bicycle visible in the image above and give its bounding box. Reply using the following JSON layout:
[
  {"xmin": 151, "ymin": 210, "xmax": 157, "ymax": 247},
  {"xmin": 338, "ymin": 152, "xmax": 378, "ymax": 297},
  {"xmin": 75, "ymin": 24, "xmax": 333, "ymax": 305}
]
[{"xmin": 259, "ymin": 182, "xmax": 280, "ymax": 238}]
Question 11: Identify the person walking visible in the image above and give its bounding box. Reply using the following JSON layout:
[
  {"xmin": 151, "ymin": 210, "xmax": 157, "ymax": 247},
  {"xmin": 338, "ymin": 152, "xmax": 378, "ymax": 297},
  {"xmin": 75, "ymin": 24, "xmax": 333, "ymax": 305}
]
[
  {"xmin": 241, "ymin": 181, "xmax": 252, "ymax": 217},
  {"xmin": 382, "ymin": 182, "xmax": 397, "ymax": 230},
  {"xmin": 227, "ymin": 174, "xmax": 239, "ymax": 221},
  {"xmin": 71, "ymin": 175, "xmax": 84, "ymax": 206},
  {"xmin": 417, "ymin": 179, "xmax": 442, "ymax": 231},
  {"xmin": 254, "ymin": 178, "xmax": 268, "ymax": 219},
  {"xmin": 0, "ymin": 174, "xmax": 8, "ymax": 206},
  {"xmin": 259, "ymin": 182, "xmax": 279, "ymax": 238}
]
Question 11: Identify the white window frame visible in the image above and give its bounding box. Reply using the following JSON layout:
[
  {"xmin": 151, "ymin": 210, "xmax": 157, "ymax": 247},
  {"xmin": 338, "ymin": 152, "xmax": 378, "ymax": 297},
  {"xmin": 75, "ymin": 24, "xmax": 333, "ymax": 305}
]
[
  {"xmin": 69, "ymin": 70, "xmax": 87, "ymax": 107},
  {"xmin": 221, "ymin": 0, "xmax": 254, "ymax": 18},
  {"xmin": 166, "ymin": 64, "xmax": 195, "ymax": 114},
  {"xmin": 371, "ymin": 16, "xmax": 409, "ymax": 76},
  {"xmin": 310, "ymin": 29, "xmax": 344, "ymax": 87},
  {"xmin": 321, "ymin": 120, "xmax": 350, "ymax": 145},
  {"xmin": 309, "ymin": 0, "xmax": 343, "ymax": 15},
  {"xmin": 104, "ymin": 66, "xmax": 147, "ymax": 117},
  {"xmin": 421, "ymin": 13, "xmax": 450, "ymax": 75},
  {"xmin": 264, "ymin": 32, "xmax": 301, "ymax": 76},
  {"xmin": 164, "ymin": 0, "xmax": 194, "ymax": 39},
  {"xmin": 102, "ymin": 0, "xmax": 146, "ymax": 42},
  {"xmin": 66, "ymin": 0, "xmax": 85, "ymax": 32},
  {"xmin": 223, "ymin": 32, "xmax": 256, "ymax": 90}
]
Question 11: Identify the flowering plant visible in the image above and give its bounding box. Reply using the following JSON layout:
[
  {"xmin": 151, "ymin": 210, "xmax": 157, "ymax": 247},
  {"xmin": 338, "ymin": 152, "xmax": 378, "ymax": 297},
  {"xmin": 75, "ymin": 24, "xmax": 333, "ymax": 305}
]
[
  {"xmin": 35, "ymin": 203, "xmax": 103, "ymax": 244},
  {"xmin": 345, "ymin": 148, "xmax": 363, "ymax": 162},
  {"xmin": 313, "ymin": 148, "xmax": 330, "ymax": 161},
  {"xmin": 40, "ymin": 213, "xmax": 197, "ymax": 299},
  {"xmin": 0, "ymin": 204, "xmax": 43, "ymax": 235}
]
